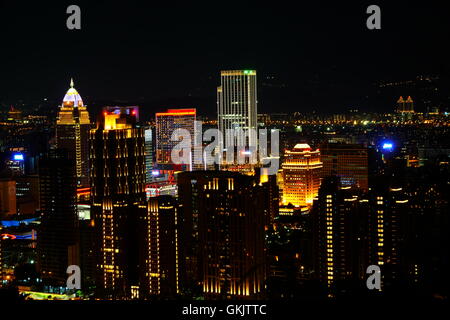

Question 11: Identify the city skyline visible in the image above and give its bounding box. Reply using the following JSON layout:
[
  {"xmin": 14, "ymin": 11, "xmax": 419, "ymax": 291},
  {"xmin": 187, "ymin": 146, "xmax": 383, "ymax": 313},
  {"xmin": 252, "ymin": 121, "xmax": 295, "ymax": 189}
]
[
  {"xmin": 1, "ymin": 1, "xmax": 449, "ymax": 309},
  {"xmin": 2, "ymin": 2, "xmax": 450, "ymax": 115}
]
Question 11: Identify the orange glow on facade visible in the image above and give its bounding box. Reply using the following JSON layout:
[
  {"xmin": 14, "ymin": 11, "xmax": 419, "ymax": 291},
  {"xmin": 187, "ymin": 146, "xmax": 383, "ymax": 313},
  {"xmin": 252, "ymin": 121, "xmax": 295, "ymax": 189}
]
[
  {"xmin": 155, "ymin": 109, "xmax": 196, "ymax": 117},
  {"xmin": 282, "ymin": 144, "xmax": 322, "ymax": 207}
]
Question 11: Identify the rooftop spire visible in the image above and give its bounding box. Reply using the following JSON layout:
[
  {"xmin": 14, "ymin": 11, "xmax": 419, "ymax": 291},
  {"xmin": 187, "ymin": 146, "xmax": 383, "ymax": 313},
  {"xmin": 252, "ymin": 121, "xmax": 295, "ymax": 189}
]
[{"xmin": 70, "ymin": 78, "xmax": 74, "ymax": 88}]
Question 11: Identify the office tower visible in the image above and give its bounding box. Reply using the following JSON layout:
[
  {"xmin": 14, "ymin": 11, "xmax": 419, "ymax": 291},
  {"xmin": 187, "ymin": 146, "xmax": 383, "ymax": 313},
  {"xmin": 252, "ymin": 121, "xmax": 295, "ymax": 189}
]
[
  {"xmin": 320, "ymin": 142, "xmax": 369, "ymax": 191},
  {"xmin": 155, "ymin": 108, "xmax": 196, "ymax": 171},
  {"xmin": 56, "ymin": 79, "xmax": 91, "ymax": 188},
  {"xmin": 144, "ymin": 126, "xmax": 154, "ymax": 183},
  {"xmin": 177, "ymin": 171, "xmax": 267, "ymax": 299},
  {"xmin": 0, "ymin": 179, "xmax": 16, "ymax": 216},
  {"xmin": 396, "ymin": 96, "xmax": 414, "ymax": 113},
  {"xmin": 90, "ymin": 106, "xmax": 147, "ymax": 298},
  {"xmin": 217, "ymin": 70, "xmax": 258, "ymax": 167},
  {"xmin": 142, "ymin": 195, "xmax": 179, "ymax": 297},
  {"xmin": 37, "ymin": 149, "xmax": 79, "ymax": 289},
  {"xmin": 312, "ymin": 176, "xmax": 365, "ymax": 295},
  {"xmin": 282, "ymin": 144, "xmax": 322, "ymax": 207}
]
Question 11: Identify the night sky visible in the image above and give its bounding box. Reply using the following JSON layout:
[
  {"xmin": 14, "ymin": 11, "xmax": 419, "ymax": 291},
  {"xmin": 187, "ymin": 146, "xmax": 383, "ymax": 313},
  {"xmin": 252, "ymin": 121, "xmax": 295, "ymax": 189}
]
[{"xmin": 1, "ymin": 1, "xmax": 449, "ymax": 116}]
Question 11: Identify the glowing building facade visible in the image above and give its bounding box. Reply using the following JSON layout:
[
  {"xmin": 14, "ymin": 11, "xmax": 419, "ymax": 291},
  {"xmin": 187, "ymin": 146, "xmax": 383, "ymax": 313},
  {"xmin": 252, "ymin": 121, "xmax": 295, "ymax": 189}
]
[
  {"xmin": 56, "ymin": 79, "xmax": 91, "ymax": 188},
  {"xmin": 90, "ymin": 107, "xmax": 147, "ymax": 298},
  {"xmin": 143, "ymin": 195, "xmax": 179, "ymax": 297},
  {"xmin": 217, "ymin": 70, "xmax": 258, "ymax": 168},
  {"xmin": 282, "ymin": 144, "xmax": 322, "ymax": 207}
]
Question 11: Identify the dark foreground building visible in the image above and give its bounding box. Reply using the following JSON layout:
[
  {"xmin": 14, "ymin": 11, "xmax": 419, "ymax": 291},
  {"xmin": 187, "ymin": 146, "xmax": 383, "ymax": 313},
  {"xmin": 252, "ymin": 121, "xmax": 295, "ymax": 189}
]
[
  {"xmin": 177, "ymin": 171, "xmax": 268, "ymax": 299},
  {"xmin": 37, "ymin": 149, "xmax": 79, "ymax": 290}
]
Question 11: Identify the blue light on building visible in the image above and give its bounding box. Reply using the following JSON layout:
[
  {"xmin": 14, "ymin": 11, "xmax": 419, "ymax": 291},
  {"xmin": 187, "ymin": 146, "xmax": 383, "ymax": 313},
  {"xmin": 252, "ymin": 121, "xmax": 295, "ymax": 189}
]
[
  {"xmin": 13, "ymin": 153, "xmax": 24, "ymax": 161},
  {"xmin": 381, "ymin": 141, "xmax": 394, "ymax": 152}
]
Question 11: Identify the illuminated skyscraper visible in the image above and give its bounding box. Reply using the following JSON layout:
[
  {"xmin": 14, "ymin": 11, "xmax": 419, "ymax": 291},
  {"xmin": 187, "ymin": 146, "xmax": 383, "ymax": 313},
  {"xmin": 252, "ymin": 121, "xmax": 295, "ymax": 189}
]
[
  {"xmin": 282, "ymin": 144, "xmax": 322, "ymax": 207},
  {"xmin": 143, "ymin": 195, "xmax": 179, "ymax": 297},
  {"xmin": 366, "ymin": 179, "xmax": 411, "ymax": 289},
  {"xmin": 177, "ymin": 171, "xmax": 267, "ymax": 299},
  {"xmin": 90, "ymin": 106, "xmax": 147, "ymax": 298},
  {"xmin": 312, "ymin": 177, "xmax": 364, "ymax": 295},
  {"xmin": 217, "ymin": 70, "xmax": 258, "ymax": 167},
  {"xmin": 56, "ymin": 79, "xmax": 91, "ymax": 188},
  {"xmin": 320, "ymin": 142, "xmax": 368, "ymax": 191},
  {"xmin": 155, "ymin": 108, "xmax": 196, "ymax": 171}
]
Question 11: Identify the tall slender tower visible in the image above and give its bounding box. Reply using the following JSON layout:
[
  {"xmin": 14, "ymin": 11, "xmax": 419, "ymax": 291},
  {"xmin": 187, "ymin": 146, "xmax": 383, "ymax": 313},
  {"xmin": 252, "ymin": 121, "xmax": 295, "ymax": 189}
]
[
  {"xmin": 143, "ymin": 195, "xmax": 180, "ymax": 297},
  {"xmin": 56, "ymin": 79, "xmax": 91, "ymax": 188},
  {"xmin": 144, "ymin": 126, "xmax": 154, "ymax": 183},
  {"xmin": 217, "ymin": 70, "xmax": 258, "ymax": 167},
  {"xmin": 312, "ymin": 176, "xmax": 364, "ymax": 295},
  {"xmin": 90, "ymin": 106, "xmax": 147, "ymax": 298}
]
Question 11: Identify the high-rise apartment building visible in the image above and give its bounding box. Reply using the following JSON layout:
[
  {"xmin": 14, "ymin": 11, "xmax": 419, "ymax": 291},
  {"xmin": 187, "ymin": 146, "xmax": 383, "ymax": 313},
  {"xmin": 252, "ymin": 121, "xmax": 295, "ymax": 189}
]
[
  {"xmin": 177, "ymin": 171, "xmax": 267, "ymax": 299},
  {"xmin": 312, "ymin": 176, "xmax": 365, "ymax": 295},
  {"xmin": 56, "ymin": 79, "xmax": 91, "ymax": 187},
  {"xmin": 217, "ymin": 70, "xmax": 258, "ymax": 167},
  {"xmin": 143, "ymin": 195, "xmax": 179, "ymax": 298},
  {"xmin": 282, "ymin": 144, "xmax": 322, "ymax": 207},
  {"xmin": 320, "ymin": 142, "xmax": 368, "ymax": 191},
  {"xmin": 366, "ymin": 178, "xmax": 411, "ymax": 289},
  {"xmin": 90, "ymin": 106, "xmax": 147, "ymax": 298}
]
